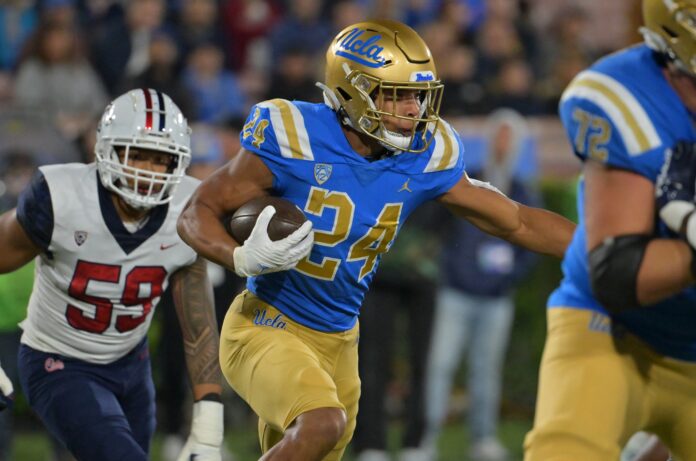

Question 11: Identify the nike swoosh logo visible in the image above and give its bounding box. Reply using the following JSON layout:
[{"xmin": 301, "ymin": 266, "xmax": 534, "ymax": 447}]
[{"xmin": 160, "ymin": 243, "xmax": 178, "ymax": 250}]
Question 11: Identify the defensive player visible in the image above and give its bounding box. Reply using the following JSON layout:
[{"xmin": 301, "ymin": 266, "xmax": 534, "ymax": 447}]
[
  {"xmin": 524, "ymin": 1, "xmax": 696, "ymax": 460},
  {"xmin": 178, "ymin": 20, "xmax": 575, "ymax": 461},
  {"xmin": 0, "ymin": 89, "xmax": 224, "ymax": 461}
]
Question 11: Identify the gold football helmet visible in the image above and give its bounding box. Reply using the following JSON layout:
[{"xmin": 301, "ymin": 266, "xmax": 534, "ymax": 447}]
[
  {"xmin": 318, "ymin": 19, "xmax": 443, "ymax": 153},
  {"xmin": 642, "ymin": 0, "xmax": 696, "ymax": 75}
]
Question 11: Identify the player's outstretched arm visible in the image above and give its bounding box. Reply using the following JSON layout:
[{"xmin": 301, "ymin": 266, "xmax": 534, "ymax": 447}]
[
  {"xmin": 170, "ymin": 255, "xmax": 224, "ymax": 460},
  {"xmin": 437, "ymin": 173, "xmax": 575, "ymax": 258},
  {"xmin": 177, "ymin": 149, "xmax": 274, "ymax": 272},
  {"xmin": 0, "ymin": 209, "xmax": 40, "ymax": 273}
]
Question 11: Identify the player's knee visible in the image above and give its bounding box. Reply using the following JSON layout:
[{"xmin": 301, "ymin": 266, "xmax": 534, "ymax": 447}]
[{"xmin": 298, "ymin": 407, "xmax": 347, "ymax": 445}]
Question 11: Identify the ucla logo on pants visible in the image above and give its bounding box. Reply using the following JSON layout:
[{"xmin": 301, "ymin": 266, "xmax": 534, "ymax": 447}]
[
  {"xmin": 336, "ymin": 28, "xmax": 387, "ymax": 68},
  {"xmin": 253, "ymin": 309, "xmax": 287, "ymax": 330}
]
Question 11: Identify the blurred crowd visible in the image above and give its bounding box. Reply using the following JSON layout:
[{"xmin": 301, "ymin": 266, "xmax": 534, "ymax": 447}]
[{"xmin": 0, "ymin": 0, "xmax": 631, "ymax": 166}]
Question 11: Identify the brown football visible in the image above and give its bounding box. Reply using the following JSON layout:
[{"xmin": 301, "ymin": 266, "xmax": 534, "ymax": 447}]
[{"xmin": 225, "ymin": 196, "xmax": 308, "ymax": 243}]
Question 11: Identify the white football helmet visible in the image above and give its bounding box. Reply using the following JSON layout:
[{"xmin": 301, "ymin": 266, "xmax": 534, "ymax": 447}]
[{"xmin": 95, "ymin": 88, "xmax": 191, "ymax": 209}]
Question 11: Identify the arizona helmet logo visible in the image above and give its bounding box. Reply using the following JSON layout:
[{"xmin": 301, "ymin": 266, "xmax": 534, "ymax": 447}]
[
  {"xmin": 314, "ymin": 164, "xmax": 333, "ymax": 185},
  {"xmin": 336, "ymin": 28, "xmax": 387, "ymax": 68}
]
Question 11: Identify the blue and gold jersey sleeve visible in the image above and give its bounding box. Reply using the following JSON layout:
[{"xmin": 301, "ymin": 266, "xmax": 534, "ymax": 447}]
[
  {"xmin": 420, "ymin": 119, "xmax": 466, "ymax": 199},
  {"xmin": 240, "ymin": 99, "xmax": 316, "ymax": 192},
  {"xmin": 559, "ymin": 70, "xmax": 663, "ymax": 179}
]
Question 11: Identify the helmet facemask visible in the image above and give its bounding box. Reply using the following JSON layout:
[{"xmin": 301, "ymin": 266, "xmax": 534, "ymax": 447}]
[
  {"xmin": 95, "ymin": 89, "xmax": 191, "ymax": 210},
  {"xmin": 344, "ymin": 67, "xmax": 443, "ymax": 152}
]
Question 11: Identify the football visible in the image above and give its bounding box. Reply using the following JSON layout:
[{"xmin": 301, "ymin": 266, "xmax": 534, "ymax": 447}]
[{"xmin": 225, "ymin": 196, "xmax": 308, "ymax": 243}]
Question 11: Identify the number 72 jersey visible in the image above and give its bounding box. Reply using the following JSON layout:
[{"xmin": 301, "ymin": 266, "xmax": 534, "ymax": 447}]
[
  {"xmin": 241, "ymin": 99, "xmax": 465, "ymax": 332},
  {"xmin": 18, "ymin": 163, "xmax": 199, "ymax": 364}
]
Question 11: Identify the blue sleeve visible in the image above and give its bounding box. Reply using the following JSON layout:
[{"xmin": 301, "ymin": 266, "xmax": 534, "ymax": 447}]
[
  {"xmin": 424, "ymin": 123, "xmax": 467, "ymax": 200},
  {"xmin": 559, "ymin": 96, "xmax": 659, "ymax": 180},
  {"xmin": 240, "ymin": 102, "xmax": 291, "ymax": 193},
  {"xmin": 16, "ymin": 170, "xmax": 54, "ymax": 251}
]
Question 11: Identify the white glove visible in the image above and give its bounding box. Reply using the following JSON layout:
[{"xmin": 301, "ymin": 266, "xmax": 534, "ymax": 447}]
[
  {"xmin": 176, "ymin": 400, "xmax": 224, "ymax": 461},
  {"xmin": 0, "ymin": 360, "xmax": 14, "ymax": 411},
  {"xmin": 233, "ymin": 205, "xmax": 314, "ymax": 277},
  {"xmin": 659, "ymin": 200, "xmax": 696, "ymax": 248}
]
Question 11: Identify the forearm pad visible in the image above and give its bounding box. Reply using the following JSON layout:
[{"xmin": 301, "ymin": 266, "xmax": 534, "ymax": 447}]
[{"xmin": 588, "ymin": 234, "xmax": 651, "ymax": 313}]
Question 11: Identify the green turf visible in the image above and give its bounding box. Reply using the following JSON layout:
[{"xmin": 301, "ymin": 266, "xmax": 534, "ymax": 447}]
[{"xmin": 11, "ymin": 419, "xmax": 531, "ymax": 460}]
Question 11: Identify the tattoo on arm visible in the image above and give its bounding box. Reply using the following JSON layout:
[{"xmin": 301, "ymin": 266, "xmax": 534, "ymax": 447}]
[{"xmin": 171, "ymin": 256, "xmax": 222, "ymax": 388}]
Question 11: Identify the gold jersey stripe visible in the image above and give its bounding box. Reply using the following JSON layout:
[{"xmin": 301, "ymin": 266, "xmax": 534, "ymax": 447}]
[
  {"xmin": 268, "ymin": 98, "xmax": 305, "ymax": 159},
  {"xmin": 434, "ymin": 122, "xmax": 454, "ymax": 171},
  {"xmin": 569, "ymin": 78, "xmax": 650, "ymax": 152}
]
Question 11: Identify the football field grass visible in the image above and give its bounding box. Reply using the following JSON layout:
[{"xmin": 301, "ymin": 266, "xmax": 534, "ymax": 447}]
[{"xmin": 11, "ymin": 418, "xmax": 532, "ymax": 460}]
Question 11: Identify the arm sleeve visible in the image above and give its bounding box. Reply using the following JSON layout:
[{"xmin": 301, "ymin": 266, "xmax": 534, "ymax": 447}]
[{"xmin": 16, "ymin": 170, "xmax": 54, "ymax": 251}]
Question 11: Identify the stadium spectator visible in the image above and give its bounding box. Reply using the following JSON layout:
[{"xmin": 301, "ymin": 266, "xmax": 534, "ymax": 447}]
[
  {"xmin": 221, "ymin": 0, "xmax": 281, "ymax": 70},
  {"xmin": 268, "ymin": 0, "xmax": 331, "ymax": 63},
  {"xmin": 423, "ymin": 109, "xmax": 540, "ymax": 461},
  {"xmin": 264, "ymin": 46, "xmax": 321, "ymax": 103},
  {"xmin": 118, "ymin": 28, "xmax": 193, "ymax": 118},
  {"xmin": 13, "ymin": 20, "xmax": 108, "ymax": 140},
  {"xmin": 352, "ymin": 203, "xmax": 442, "ymax": 461},
  {"xmin": 182, "ymin": 42, "xmax": 247, "ymax": 123},
  {"xmin": 89, "ymin": 0, "xmax": 167, "ymax": 94}
]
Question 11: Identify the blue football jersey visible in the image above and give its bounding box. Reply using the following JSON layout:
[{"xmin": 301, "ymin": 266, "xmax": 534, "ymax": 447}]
[
  {"xmin": 549, "ymin": 44, "xmax": 696, "ymax": 361},
  {"xmin": 240, "ymin": 99, "xmax": 465, "ymax": 331}
]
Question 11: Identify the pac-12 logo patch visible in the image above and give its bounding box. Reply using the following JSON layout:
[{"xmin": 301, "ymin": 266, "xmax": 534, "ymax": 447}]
[
  {"xmin": 314, "ymin": 163, "xmax": 333, "ymax": 185},
  {"xmin": 74, "ymin": 231, "xmax": 88, "ymax": 246}
]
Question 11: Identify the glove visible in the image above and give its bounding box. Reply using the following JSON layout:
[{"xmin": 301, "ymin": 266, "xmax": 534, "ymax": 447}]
[
  {"xmin": 656, "ymin": 141, "xmax": 696, "ymax": 248},
  {"xmin": 233, "ymin": 205, "xmax": 314, "ymax": 277},
  {"xmin": 0, "ymin": 360, "xmax": 14, "ymax": 411},
  {"xmin": 176, "ymin": 400, "xmax": 224, "ymax": 461}
]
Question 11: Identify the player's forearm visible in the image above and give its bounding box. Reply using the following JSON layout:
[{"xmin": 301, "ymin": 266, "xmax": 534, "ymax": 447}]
[
  {"xmin": 171, "ymin": 258, "xmax": 223, "ymax": 395},
  {"xmin": 508, "ymin": 205, "xmax": 576, "ymax": 258},
  {"xmin": 177, "ymin": 202, "xmax": 238, "ymax": 272},
  {"xmin": 637, "ymin": 239, "xmax": 695, "ymax": 305}
]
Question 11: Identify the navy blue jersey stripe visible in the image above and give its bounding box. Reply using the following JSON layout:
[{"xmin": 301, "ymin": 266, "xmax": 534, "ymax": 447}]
[
  {"xmin": 155, "ymin": 90, "xmax": 166, "ymax": 131},
  {"xmin": 16, "ymin": 170, "xmax": 54, "ymax": 251}
]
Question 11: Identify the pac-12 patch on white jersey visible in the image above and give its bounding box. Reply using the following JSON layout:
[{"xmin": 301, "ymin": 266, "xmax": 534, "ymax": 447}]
[{"xmin": 18, "ymin": 163, "xmax": 199, "ymax": 364}]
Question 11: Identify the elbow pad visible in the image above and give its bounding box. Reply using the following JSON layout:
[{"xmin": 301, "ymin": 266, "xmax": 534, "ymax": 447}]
[{"xmin": 588, "ymin": 234, "xmax": 651, "ymax": 313}]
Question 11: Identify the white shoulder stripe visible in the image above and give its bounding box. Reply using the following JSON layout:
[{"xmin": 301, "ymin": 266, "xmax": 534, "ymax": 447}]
[
  {"xmin": 424, "ymin": 120, "xmax": 461, "ymax": 173},
  {"xmin": 561, "ymin": 70, "xmax": 661, "ymax": 155},
  {"xmin": 258, "ymin": 99, "xmax": 314, "ymax": 160}
]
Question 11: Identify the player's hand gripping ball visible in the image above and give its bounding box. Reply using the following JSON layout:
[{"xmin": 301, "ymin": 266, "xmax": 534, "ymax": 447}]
[
  {"xmin": 225, "ymin": 196, "xmax": 308, "ymax": 243},
  {"xmin": 226, "ymin": 197, "xmax": 313, "ymax": 277}
]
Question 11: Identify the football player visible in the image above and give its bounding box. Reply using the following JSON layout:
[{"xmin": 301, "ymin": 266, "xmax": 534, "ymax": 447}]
[
  {"xmin": 0, "ymin": 89, "xmax": 225, "ymax": 461},
  {"xmin": 523, "ymin": 1, "xmax": 696, "ymax": 460},
  {"xmin": 178, "ymin": 20, "xmax": 575, "ymax": 461}
]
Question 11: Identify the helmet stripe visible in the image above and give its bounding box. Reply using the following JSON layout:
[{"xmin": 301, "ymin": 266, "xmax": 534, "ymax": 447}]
[
  {"xmin": 155, "ymin": 90, "xmax": 166, "ymax": 131},
  {"xmin": 141, "ymin": 88, "xmax": 153, "ymax": 129}
]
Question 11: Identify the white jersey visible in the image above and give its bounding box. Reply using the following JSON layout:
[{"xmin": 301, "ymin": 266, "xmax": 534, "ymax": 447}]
[{"xmin": 19, "ymin": 163, "xmax": 199, "ymax": 364}]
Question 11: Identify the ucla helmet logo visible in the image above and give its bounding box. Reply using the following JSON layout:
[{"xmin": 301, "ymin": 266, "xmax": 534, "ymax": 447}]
[{"xmin": 336, "ymin": 28, "xmax": 387, "ymax": 68}]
